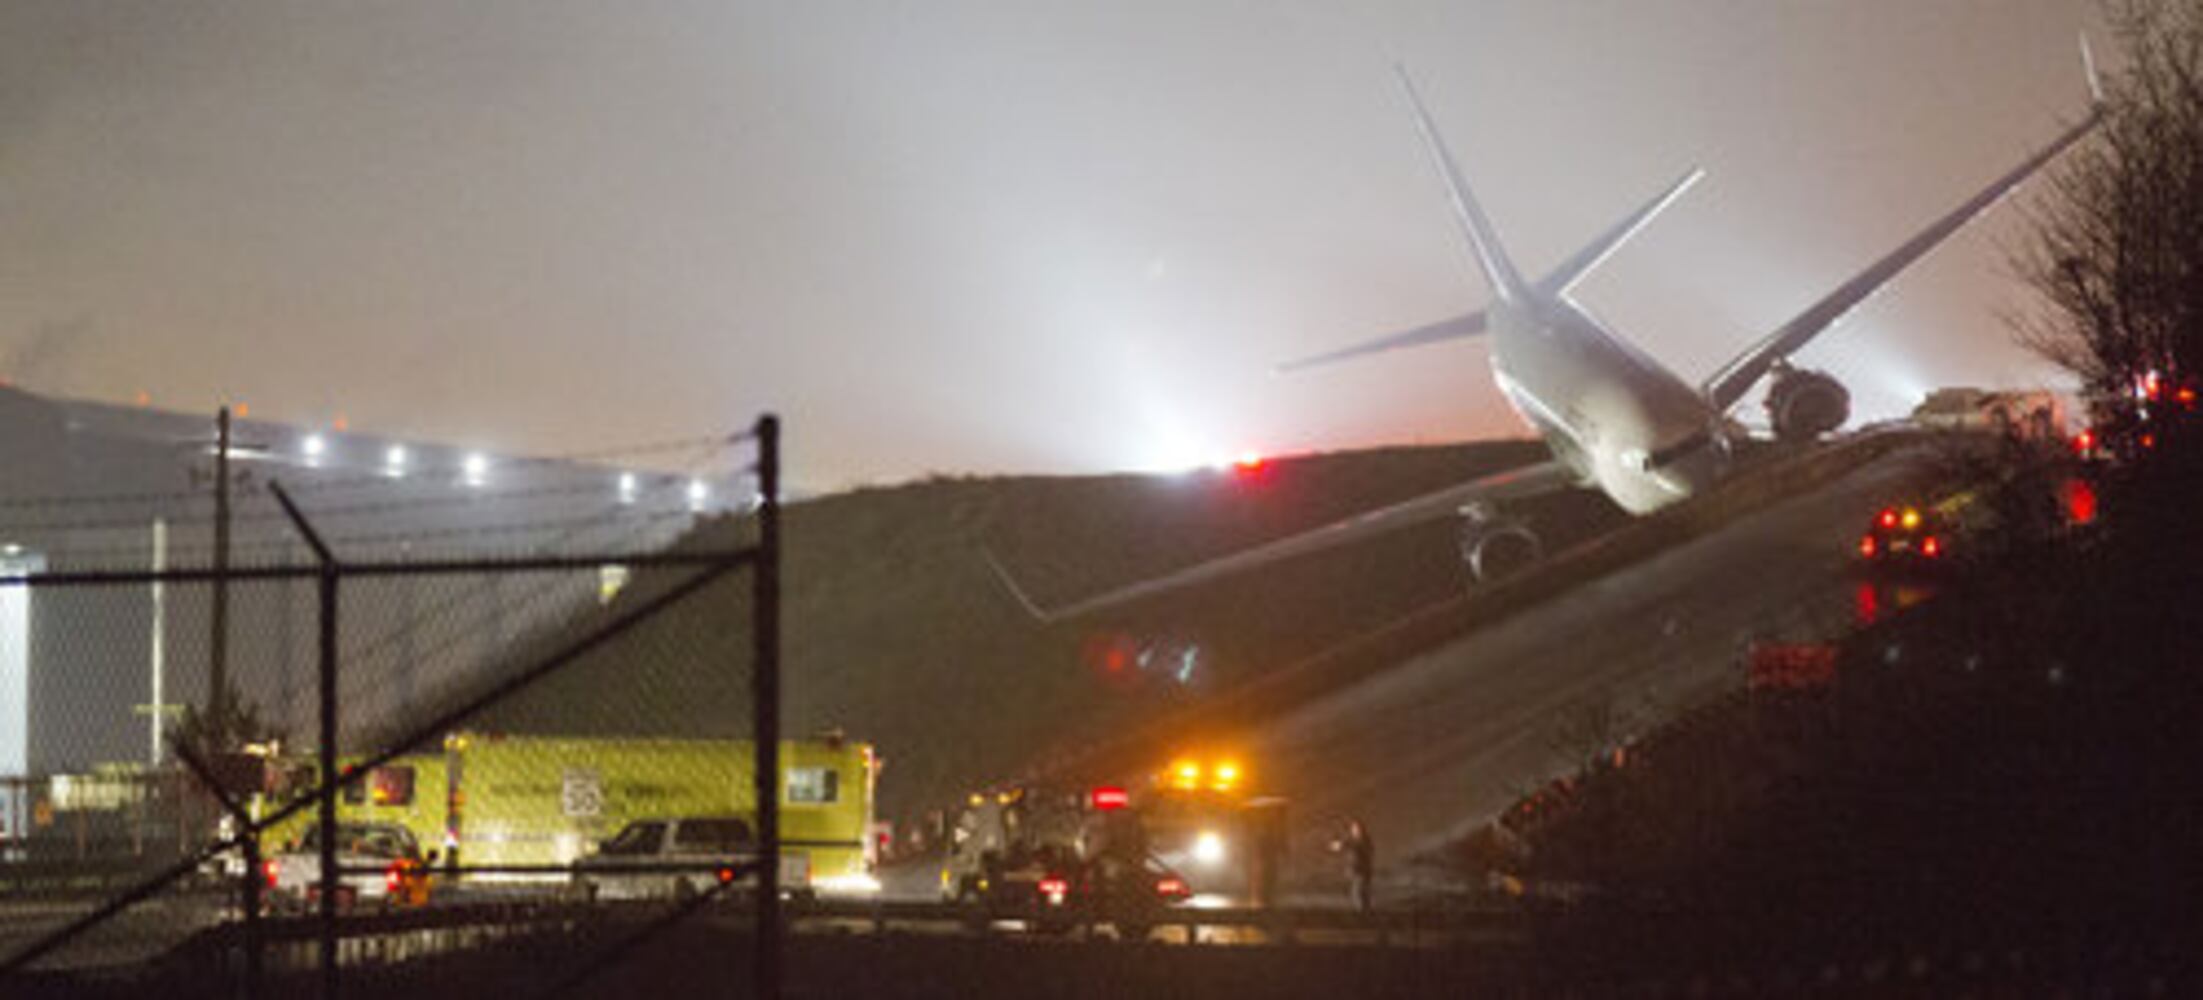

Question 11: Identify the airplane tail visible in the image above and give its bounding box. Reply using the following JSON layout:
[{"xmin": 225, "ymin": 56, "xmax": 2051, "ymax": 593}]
[{"xmin": 1396, "ymin": 65, "xmax": 1531, "ymax": 306}]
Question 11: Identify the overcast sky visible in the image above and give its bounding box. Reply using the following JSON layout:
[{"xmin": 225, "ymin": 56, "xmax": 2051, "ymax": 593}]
[{"xmin": 0, "ymin": 1, "xmax": 2102, "ymax": 490}]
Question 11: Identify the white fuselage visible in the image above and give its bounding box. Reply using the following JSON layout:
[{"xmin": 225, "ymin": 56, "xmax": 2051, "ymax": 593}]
[{"xmin": 1485, "ymin": 295, "xmax": 1727, "ymax": 515}]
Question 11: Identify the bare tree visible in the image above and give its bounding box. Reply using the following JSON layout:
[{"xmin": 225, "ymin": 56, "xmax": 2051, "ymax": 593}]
[{"xmin": 2015, "ymin": 1, "xmax": 2203, "ymax": 421}]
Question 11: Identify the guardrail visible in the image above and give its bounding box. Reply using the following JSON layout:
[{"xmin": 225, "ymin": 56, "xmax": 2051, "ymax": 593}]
[
  {"xmin": 786, "ymin": 898, "xmax": 1528, "ymax": 948},
  {"xmin": 152, "ymin": 894, "xmax": 1526, "ymax": 981}
]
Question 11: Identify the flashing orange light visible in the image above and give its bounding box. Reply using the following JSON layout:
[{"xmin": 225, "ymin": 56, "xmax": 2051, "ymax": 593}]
[
  {"xmin": 1900, "ymin": 508, "xmax": 1922, "ymax": 530},
  {"xmin": 717, "ymin": 866, "xmax": 737, "ymax": 885},
  {"xmin": 1859, "ymin": 534, "xmax": 1878, "ymax": 558},
  {"xmin": 234, "ymin": 403, "xmax": 250, "ymax": 419},
  {"xmin": 1921, "ymin": 536, "xmax": 1942, "ymax": 558},
  {"xmin": 1090, "ymin": 786, "xmax": 1130, "ymax": 811},
  {"xmin": 1877, "ymin": 508, "xmax": 1898, "ymax": 529},
  {"xmin": 2142, "ymin": 432, "xmax": 2158, "ymax": 450},
  {"xmin": 1212, "ymin": 761, "xmax": 1241, "ymax": 789},
  {"xmin": 1170, "ymin": 760, "xmax": 1201, "ymax": 790}
]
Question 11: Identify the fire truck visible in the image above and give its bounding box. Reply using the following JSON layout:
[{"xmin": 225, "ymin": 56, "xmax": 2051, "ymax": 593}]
[
  {"xmin": 938, "ymin": 784, "xmax": 1193, "ymax": 938},
  {"xmin": 1137, "ymin": 756, "xmax": 1289, "ymax": 907}
]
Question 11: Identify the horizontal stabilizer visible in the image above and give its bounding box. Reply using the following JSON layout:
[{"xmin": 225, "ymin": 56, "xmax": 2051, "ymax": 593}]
[
  {"xmin": 1539, "ymin": 167, "xmax": 1704, "ymax": 298},
  {"xmin": 990, "ymin": 458, "xmax": 1577, "ymax": 623},
  {"xmin": 1275, "ymin": 311, "xmax": 1489, "ymax": 373}
]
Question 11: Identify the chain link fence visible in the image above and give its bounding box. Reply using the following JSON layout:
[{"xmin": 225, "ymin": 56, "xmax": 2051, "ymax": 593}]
[{"xmin": 0, "ymin": 412, "xmax": 790, "ymax": 999}]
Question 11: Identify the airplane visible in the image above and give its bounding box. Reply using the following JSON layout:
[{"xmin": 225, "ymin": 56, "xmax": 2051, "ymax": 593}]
[{"xmin": 995, "ymin": 55, "xmax": 2104, "ymax": 623}]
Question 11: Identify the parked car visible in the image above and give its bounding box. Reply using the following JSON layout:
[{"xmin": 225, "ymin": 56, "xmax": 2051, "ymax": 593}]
[{"xmin": 572, "ymin": 816, "xmax": 757, "ymax": 902}]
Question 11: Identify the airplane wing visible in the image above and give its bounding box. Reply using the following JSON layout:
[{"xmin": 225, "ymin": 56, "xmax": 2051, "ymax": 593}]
[
  {"xmin": 1274, "ymin": 310, "xmax": 1488, "ymax": 374},
  {"xmin": 1700, "ymin": 107, "xmax": 2103, "ymax": 413},
  {"xmin": 989, "ymin": 457, "xmax": 1579, "ymax": 623}
]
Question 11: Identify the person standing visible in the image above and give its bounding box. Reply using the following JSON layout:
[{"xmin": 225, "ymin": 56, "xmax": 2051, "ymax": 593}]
[{"xmin": 1330, "ymin": 818, "xmax": 1374, "ymax": 912}]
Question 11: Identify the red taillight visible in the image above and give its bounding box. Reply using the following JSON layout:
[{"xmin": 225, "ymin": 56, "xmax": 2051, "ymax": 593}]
[
  {"xmin": 2075, "ymin": 429, "xmax": 2097, "ymax": 454},
  {"xmin": 385, "ymin": 862, "xmax": 405, "ymax": 893},
  {"xmin": 2066, "ymin": 477, "xmax": 2098, "ymax": 525},
  {"xmin": 1090, "ymin": 786, "xmax": 1129, "ymax": 811},
  {"xmin": 1155, "ymin": 877, "xmax": 1188, "ymax": 898},
  {"xmin": 1921, "ymin": 536, "xmax": 1941, "ymax": 558},
  {"xmin": 1877, "ymin": 508, "xmax": 1898, "ymax": 529},
  {"xmin": 717, "ymin": 867, "xmax": 736, "ymax": 885},
  {"xmin": 1038, "ymin": 877, "xmax": 1069, "ymax": 898},
  {"xmin": 1859, "ymin": 534, "xmax": 1878, "ymax": 558},
  {"xmin": 263, "ymin": 860, "xmax": 280, "ymax": 889}
]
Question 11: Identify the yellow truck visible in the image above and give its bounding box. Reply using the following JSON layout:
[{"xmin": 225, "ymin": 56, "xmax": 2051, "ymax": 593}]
[{"xmin": 254, "ymin": 732, "xmax": 879, "ymax": 897}]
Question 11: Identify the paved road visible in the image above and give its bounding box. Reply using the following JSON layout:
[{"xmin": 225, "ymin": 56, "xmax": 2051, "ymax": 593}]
[{"xmin": 1251, "ymin": 447, "xmax": 1928, "ymax": 892}]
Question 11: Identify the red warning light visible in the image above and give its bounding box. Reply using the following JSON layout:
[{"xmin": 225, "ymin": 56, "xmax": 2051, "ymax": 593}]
[
  {"xmin": 2065, "ymin": 477, "xmax": 2098, "ymax": 525},
  {"xmin": 1877, "ymin": 508, "xmax": 1898, "ymax": 529},
  {"xmin": 1090, "ymin": 786, "xmax": 1130, "ymax": 811},
  {"xmin": 1859, "ymin": 534, "xmax": 1878, "ymax": 558},
  {"xmin": 1920, "ymin": 536, "xmax": 1942, "ymax": 558}
]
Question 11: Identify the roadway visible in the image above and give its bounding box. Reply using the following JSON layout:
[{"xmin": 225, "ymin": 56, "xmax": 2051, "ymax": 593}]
[{"xmin": 1244, "ymin": 443, "xmax": 1930, "ymax": 895}]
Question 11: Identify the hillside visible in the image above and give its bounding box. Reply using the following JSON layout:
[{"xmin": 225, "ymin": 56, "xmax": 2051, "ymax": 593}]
[{"xmin": 412, "ymin": 440, "xmax": 1628, "ymax": 819}]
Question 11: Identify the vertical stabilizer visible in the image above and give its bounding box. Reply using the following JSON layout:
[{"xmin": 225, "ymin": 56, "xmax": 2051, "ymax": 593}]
[{"xmin": 1395, "ymin": 65, "xmax": 1531, "ymax": 305}]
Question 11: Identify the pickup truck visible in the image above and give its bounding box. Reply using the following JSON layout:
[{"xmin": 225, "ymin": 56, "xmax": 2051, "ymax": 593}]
[
  {"xmin": 572, "ymin": 816, "xmax": 802, "ymax": 902},
  {"xmin": 266, "ymin": 821, "xmax": 432, "ymax": 913}
]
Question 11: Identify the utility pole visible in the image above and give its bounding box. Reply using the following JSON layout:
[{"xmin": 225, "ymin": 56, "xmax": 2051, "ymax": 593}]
[
  {"xmin": 752, "ymin": 414, "xmax": 781, "ymax": 1000},
  {"xmin": 210, "ymin": 407, "xmax": 233, "ymax": 733},
  {"xmin": 149, "ymin": 518, "xmax": 166, "ymax": 765}
]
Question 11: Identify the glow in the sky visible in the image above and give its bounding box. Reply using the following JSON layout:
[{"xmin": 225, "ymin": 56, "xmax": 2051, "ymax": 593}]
[{"xmin": 0, "ymin": 1, "xmax": 2101, "ymax": 490}]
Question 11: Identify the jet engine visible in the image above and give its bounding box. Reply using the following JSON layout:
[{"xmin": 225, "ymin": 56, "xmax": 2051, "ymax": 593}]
[
  {"xmin": 1763, "ymin": 364, "xmax": 1851, "ymax": 443},
  {"xmin": 1457, "ymin": 508, "xmax": 1542, "ymax": 583}
]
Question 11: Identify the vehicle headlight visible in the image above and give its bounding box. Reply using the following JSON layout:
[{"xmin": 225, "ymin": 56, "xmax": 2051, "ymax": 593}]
[{"xmin": 1193, "ymin": 831, "xmax": 1225, "ymax": 865}]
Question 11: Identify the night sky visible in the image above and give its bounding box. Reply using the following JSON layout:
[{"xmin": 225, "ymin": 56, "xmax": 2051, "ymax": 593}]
[{"xmin": 1, "ymin": 1, "xmax": 2101, "ymax": 491}]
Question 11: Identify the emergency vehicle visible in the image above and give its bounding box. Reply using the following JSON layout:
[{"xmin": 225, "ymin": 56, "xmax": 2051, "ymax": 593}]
[
  {"xmin": 939, "ymin": 785, "xmax": 1192, "ymax": 938},
  {"xmin": 254, "ymin": 732, "xmax": 880, "ymax": 898},
  {"xmin": 1856, "ymin": 496, "xmax": 1976, "ymax": 573},
  {"xmin": 1139, "ymin": 756, "xmax": 1290, "ymax": 907}
]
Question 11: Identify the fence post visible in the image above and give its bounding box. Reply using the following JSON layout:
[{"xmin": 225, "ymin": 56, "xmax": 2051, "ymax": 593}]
[
  {"xmin": 268, "ymin": 482, "xmax": 340, "ymax": 1000},
  {"xmin": 169, "ymin": 740, "xmax": 262, "ymax": 1000},
  {"xmin": 752, "ymin": 414, "xmax": 782, "ymax": 1000}
]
